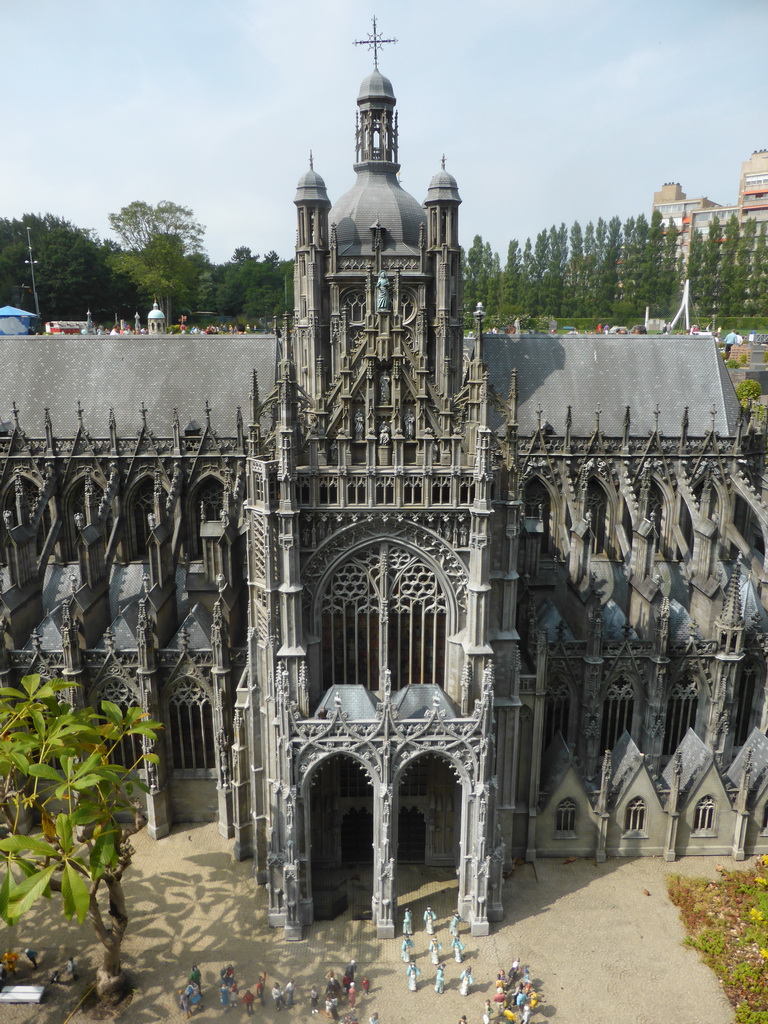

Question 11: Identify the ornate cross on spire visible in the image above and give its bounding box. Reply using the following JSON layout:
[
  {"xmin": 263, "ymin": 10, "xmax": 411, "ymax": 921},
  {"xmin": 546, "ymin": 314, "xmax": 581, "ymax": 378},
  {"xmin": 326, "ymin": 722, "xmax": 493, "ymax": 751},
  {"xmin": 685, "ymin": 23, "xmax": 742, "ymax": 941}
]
[{"xmin": 353, "ymin": 16, "xmax": 397, "ymax": 69}]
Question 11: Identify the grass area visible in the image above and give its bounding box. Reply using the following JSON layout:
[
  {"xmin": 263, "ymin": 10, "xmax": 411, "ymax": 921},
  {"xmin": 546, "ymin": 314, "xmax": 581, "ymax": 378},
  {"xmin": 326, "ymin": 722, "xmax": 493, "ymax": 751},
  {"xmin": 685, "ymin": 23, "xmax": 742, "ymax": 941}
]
[{"xmin": 668, "ymin": 856, "xmax": 768, "ymax": 1024}]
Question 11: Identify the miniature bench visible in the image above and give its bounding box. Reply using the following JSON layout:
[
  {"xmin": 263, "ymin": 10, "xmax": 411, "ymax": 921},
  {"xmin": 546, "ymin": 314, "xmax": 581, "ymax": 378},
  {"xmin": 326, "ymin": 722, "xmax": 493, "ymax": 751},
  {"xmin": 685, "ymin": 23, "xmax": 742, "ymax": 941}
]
[{"xmin": 0, "ymin": 984, "xmax": 46, "ymax": 1003}]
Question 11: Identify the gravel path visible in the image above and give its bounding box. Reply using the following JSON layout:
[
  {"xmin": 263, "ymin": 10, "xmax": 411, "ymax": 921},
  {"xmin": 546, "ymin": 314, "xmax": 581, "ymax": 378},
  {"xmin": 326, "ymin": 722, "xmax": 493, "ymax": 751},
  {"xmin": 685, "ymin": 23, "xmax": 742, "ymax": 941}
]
[{"xmin": 1, "ymin": 824, "xmax": 736, "ymax": 1023}]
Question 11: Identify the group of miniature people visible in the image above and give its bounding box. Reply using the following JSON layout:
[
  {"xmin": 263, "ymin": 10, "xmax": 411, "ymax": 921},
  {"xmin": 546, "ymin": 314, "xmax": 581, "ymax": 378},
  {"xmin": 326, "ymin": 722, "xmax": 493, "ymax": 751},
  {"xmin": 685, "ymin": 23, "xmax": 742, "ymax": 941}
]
[
  {"xmin": 178, "ymin": 961, "xmax": 372, "ymax": 1019},
  {"xmin": 317, "ymin": 960, "xmax": 373, "ymax": 1019},
  {"xmin": 402, "ymin": 906, "xmax": 474, "ymax": 995},
  {"xmin": 483, "ymin": 960, "xmax": 540, "ymax": 1023},
  {"xmin": 1, "ymin": 949, "xmax": 77, "ymax": 987}
]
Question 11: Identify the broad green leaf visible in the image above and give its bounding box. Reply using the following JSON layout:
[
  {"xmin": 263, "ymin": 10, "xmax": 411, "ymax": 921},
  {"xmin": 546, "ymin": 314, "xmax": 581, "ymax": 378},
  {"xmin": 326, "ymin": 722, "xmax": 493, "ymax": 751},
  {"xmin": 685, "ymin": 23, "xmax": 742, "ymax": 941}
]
[
  {"xmin": 0, "ymin": 863, "xmax": 13, "ymax": 923},
  {"xmin": 9, "ymin": 863, "xmax": 56, "ymax": 916},
  {"xmin": 99, "ymin": 701, "xmax": 124, "ymax": 727},
  {"xmin": 0, "ymin": 834, "xmax": 55, "ymax": 857},
  {"xmin": 61, "ymin": 862, "xmax": 90, "ymax": 923},
  {"xmin": 55, "ymin": 814, "xmax": 74, "ymax": 853},
  {"xmin": 89, "ymin": 830, "xmax": 117, "ymax": 879},
  {"xmin": 27, "ymin": 764, "xmax": 61, "ymax": 781}
]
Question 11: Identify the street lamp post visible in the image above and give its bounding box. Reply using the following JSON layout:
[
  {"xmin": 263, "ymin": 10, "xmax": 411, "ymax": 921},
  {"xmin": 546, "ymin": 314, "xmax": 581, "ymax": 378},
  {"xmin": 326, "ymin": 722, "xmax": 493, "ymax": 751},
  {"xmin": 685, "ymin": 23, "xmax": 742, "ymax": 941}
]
[{"xmin": 25, "ymin": 227, "xmax": 41, "ymax": 322}]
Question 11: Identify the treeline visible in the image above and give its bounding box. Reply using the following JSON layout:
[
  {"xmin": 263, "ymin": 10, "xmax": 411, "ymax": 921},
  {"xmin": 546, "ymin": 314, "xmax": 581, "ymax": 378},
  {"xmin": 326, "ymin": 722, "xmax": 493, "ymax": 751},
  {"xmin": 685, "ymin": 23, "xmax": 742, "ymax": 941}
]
[
  {"xmin": 464, "ymin": 210, "xmax": 768, "ymax": 328},
  {"xmin": 0, "ymin": 207, "xmax": 294, "ymax": 329}
]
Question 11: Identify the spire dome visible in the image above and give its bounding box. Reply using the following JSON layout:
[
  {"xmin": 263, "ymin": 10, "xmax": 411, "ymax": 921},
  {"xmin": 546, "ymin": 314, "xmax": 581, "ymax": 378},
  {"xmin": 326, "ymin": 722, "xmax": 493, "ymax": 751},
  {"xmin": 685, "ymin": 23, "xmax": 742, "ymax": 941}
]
[{"xmin": 426, "ymin": 155, "xmax": 462, "ymax": 203}]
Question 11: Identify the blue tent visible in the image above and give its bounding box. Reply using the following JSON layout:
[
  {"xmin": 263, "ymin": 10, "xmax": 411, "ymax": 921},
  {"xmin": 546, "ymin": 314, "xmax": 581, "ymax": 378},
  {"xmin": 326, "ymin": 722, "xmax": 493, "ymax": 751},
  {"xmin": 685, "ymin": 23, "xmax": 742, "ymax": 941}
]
[{"xmin": 0, "ymin": 305, "xmax": 37, "ymax": 336}]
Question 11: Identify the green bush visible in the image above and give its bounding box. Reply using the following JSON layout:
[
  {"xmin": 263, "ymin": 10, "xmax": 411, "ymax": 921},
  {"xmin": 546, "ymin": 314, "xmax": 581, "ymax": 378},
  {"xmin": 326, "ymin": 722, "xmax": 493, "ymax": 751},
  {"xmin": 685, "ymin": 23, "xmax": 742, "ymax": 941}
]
[{"xmin": 736, "ymin": 380, "xmax": 763, "ymax": 406}]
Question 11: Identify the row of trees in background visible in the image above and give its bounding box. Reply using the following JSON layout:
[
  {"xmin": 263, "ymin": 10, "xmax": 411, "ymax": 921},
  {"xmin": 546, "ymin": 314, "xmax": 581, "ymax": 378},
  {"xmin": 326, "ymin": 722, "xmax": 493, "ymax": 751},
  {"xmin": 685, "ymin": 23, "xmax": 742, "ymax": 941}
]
[
  {"xmin": 464, "ymin": 210, "xmax": 768, "ymax": 328},
  {"xmin": 3, "ymin": 202, "xmax": 767, "ymax": 331},
  {"xmin": 0, "ymin": 203, "xmax": 293, "ymax": 329}
]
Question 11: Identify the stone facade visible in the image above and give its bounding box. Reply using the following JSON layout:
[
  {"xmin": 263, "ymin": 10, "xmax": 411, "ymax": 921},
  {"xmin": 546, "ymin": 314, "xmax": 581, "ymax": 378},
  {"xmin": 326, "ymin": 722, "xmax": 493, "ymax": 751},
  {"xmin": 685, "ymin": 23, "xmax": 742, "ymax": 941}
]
[{"xmin": 0, "ymin": 67, "xmax": 767, "ymax": 940}]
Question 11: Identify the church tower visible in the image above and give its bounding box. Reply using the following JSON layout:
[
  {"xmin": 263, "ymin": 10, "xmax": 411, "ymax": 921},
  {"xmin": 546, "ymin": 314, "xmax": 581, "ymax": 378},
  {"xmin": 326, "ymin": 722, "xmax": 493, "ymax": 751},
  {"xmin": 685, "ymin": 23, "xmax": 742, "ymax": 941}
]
[{"xmin": 241, "ymin": 56, "xmax": 514, "ymax": 940}]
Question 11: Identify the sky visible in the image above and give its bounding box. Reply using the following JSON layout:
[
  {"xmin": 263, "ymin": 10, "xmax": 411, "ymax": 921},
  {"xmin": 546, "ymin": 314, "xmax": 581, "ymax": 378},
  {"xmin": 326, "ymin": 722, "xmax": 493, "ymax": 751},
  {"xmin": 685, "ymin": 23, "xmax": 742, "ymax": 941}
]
[{"xmin": 3, "ymin": 0, "xmax": 767, "ymax": 266}]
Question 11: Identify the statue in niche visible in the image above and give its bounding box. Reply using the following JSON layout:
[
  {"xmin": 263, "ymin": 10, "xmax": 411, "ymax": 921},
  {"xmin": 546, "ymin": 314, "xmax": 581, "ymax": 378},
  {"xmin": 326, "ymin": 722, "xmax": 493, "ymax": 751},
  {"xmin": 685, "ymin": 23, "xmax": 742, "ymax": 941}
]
[
  {"xmin": 379, "ymin": 420, "xmax": 391, "ymax": 446},
  {"xmin": 376, "ymin": 271, "xmax": 391, "ymax": 311},
  {"xmin": 328, "ymin": 439, "xmax": 339, "ymax": 464},
  {"xmin": 355, "ymin": 409, "xmax": 365, "ymax": 441},
  {"xmin": 380, "ymin": 372, "xmax": 391, "ymax": 404},
  {"xmin": 403, "ymin": 408, "xmax": 415, "ymax": 439}
]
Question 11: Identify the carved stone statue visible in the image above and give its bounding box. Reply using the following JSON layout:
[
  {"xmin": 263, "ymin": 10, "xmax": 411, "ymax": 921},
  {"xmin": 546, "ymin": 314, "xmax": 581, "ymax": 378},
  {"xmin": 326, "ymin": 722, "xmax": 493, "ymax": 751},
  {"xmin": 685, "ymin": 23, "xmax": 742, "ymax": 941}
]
[
  {"xmin": 379, "ymin": 420, "xmax": 391, "ymax": 446},
  {"xmin": 380, "ymin": 373, "xmax": 391, "ymax": 404},
  {"xmin": 403, "ymin": 408, "xmax": 415, "ymax": 439},
  {"xmin": 376, "ymin": 271, "xmax": 391, "ymax": 311},
  {"xmin": 355, "ymin": 409, "xmax": 365, "ymax": 441}
]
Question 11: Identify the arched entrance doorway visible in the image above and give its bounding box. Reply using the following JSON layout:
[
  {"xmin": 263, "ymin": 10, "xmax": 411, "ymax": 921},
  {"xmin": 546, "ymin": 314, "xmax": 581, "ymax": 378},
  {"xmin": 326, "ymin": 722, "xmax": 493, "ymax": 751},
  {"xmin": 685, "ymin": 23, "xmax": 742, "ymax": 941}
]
[
  {"xmin": 308, "ymin": 754, "xmax": 374, "ymax": 919},
  {"xmin": 396, "ymin": 753, "xmax": 461, "ymax": 867}
]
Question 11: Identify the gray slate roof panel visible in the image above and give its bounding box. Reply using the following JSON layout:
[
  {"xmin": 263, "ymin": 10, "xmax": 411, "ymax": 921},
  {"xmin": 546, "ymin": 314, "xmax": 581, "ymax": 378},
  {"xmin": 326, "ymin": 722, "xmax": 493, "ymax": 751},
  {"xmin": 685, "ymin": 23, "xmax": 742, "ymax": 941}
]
[
  {"xmin": 0, "ymin": 334, "xmax": 278, "ymax": 437},
  {"xmin": 483, "ymin": 334, "xmax": 741, "ymax": 436}
]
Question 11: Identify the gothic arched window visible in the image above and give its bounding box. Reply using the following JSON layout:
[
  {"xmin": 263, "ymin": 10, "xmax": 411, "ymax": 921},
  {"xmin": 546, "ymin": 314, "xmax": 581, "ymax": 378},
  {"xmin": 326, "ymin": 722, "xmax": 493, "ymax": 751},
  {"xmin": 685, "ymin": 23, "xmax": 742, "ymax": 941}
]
[
  {"xmin": 96, "ymin": 678, "xmax": 143, "ymax": 769},
  {"xmin": 647, "ymin": 481, "xmax": 666, "ymax": 556},
  {"xmin": 693, "ymin": 795, "xmax": 717, "ymax": 835},
  {"xmin": 734, "ymin": 663, "xmax": 759, "ymax": 748},
  {"xmin": 189, "ymin": 476, "xmax": 225, "ymax": 560},
  {"xmin": 343, "ymin": 290, "xmax": 366, "ymax": 325},
  {"xmin": 624, "ymin": 797, "xmax": 646, "ymax": 835},
  {"xmin": 2, "ymin": 476, "xmax": 49, "ymax": 558},
  {"xmin": 130, "ymin": 478, "xmax": 156, "ymax": 561},
  {"xmin": 524, "ymin": 479, "xmax": 553, "ymax": 554},
  {"xmin": 168, "ymin": 679, "xmax": 215, "ymax": 771},
  {"xmin": 663, "ymin": 677, "xmax": 699, "ymax": 755},
  {"xmin": 543, "ymin": 681, "xmax": 571, "ymax": 750},
  {"xmin": 321, "ymin": 545, "xmax": 447, "ymax": 690},
  {"xmin": 586, "ymin": 480, "xmax": 610, "ymax": 556},
  {"xmin": 555, "ymin": 798, "xmax": 577, "ymax": 835},
  {"xmin": 600, "ymin": 677, "xmax": 635, "ymax": 751}
]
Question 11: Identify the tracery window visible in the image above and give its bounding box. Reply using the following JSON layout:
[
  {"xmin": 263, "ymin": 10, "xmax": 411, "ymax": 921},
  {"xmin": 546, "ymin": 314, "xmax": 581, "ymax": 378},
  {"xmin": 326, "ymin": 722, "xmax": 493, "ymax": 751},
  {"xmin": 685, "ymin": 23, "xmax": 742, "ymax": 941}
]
[
  {"xmin": 168, "ymin": 679, "xmax": 215, "ymax": 771},
  {"xmin": 524, "ymin": 479, "xmax": 553, "ymax": 554},
  {"xmin": 343, "ymin": 290, "xmax": 366, "ymax": 325},
  {"xmin": 624, "ymin": 797, "xmax": 646, "ymax": 835},
  {"xmin": 96, "ymin": 678, "xmax": 143, "ymax": 768},
  {"xmin": 189, "ymin": 476, "xmax": 225, "ymax": 560},
  {"xmin": 543, "ymin": 681, "xmax": 571, "ymax": 750},
  {"xmin": 647, "ymin": 482, "xmax": 664, "ymax": 546},
  {"xmin": 662, "ymin": 677, "xmax": 699, "ymax": 755},
  {"xmin": 321, "ymin": 545, "xmax": 447, "ymax": 690},
  {"xmin": 555, "ymin": 798, "xmax": 577, "ymax": 835},
  {"xmin": 734, "ymin": 663, "xmax": 759, "ymax": 747},
  {"xmin": 3, "ymin": 476, "xmax": 49, "ymax": 558},
  {"xmin": 130, "ymin": 478, "xmax": 156, "ymax": 561},
  {"xmin": 600, "ymin": 677, "xmax": 635, "ymax": 751},
  {"xmin": 693, "ymin": 795, "xmax": 717, "ymax": 835},
  {"xmin": 586, "ymin": 480, "xmax": 610, "ymax": 556}
]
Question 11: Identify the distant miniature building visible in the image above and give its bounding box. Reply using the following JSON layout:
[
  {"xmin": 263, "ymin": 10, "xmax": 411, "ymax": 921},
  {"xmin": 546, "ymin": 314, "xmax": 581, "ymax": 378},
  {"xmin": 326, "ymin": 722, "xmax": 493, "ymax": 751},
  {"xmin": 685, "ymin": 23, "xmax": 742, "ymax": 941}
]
[{"xmin": 147, "ymin": 300, "xmax": 165, "ymax": 335}]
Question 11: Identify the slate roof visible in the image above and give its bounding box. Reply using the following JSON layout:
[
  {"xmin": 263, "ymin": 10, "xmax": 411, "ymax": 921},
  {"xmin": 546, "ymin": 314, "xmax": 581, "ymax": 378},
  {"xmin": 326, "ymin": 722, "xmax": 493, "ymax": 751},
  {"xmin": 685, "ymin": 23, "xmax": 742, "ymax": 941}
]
[
  {"xmin": 662, "ymin": 728, "xmax": 713, "ymax": 793},
  {"xmin": 394, "ymin": 683, "xmax": 458, "ymax": 719},
  {"xmin": 0, "ymin": 334, "xmax": 279, "ymax": 437},
  {"xmin": 315, "ymin": 684, "xmax": 380, "ymax": 719},
  {"xmin": 727, "ymin": 727, "xmax": 768, "ymax": 791},
  {"xmin": 483, "ymin": 334, "xmax": 741, "ymax": 436},
  {"xmin": 610, "ymin": 731, "xmax": 643, "ymax": 793}
]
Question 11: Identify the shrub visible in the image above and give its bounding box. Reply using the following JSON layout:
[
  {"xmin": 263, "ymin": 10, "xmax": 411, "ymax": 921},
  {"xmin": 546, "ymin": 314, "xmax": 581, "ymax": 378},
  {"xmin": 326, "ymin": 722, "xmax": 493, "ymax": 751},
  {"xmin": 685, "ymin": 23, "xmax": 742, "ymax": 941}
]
[{"xmin": 736, "ymin": 380, "xmax": 762, "ymax": 407}]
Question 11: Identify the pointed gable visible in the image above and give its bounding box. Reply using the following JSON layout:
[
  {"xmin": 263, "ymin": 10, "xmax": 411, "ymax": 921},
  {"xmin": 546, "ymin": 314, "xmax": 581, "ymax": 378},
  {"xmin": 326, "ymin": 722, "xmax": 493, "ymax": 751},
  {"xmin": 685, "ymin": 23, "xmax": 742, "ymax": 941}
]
[{"xmin": 662, "ymin": 728, "xmax": 712, "ymax": 795}]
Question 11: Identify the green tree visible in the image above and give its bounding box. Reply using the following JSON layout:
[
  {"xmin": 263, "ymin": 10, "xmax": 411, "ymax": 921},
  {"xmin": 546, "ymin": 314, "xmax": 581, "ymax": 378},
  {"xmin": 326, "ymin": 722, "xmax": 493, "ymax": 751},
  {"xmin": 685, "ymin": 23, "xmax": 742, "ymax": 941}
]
[
  {"xmin": 501, "ymin": 239, "xmax": 522, "ymax": 313},
  {"xmin": 107, "ymin": 201, "xmax": 206, "ymax": 326},
  {"xmin": 0, "ymin": 674, "xmax": 160, "ymax": 1003},
  {"xmin": 736, "ymin": 379, "xmax": 762, "ymax": 407}
]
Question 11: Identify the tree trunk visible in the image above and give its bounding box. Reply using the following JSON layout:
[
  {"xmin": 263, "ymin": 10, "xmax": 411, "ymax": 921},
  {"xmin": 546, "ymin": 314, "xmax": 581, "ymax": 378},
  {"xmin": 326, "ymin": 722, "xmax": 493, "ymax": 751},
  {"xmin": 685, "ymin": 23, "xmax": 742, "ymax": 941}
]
[{"xmin": 89, "ymin": 873, "xmax": 130, "ymax": 1004}]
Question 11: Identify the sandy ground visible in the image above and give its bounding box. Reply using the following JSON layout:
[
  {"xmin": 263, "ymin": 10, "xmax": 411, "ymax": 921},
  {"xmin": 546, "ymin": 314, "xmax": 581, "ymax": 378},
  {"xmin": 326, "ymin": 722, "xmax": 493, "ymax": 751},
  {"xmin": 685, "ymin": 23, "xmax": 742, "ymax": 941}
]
[{"xmin": 1, "ymin": 823, "xmax": 737, "ymax": 1024}]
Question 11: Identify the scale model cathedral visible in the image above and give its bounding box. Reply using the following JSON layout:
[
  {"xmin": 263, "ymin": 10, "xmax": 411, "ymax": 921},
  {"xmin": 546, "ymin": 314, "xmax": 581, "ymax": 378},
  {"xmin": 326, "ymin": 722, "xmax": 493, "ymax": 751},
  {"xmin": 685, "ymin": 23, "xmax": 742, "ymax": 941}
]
[{"xmin": 1, "ymin": 63, "xmax": 767, "ymax": 938}]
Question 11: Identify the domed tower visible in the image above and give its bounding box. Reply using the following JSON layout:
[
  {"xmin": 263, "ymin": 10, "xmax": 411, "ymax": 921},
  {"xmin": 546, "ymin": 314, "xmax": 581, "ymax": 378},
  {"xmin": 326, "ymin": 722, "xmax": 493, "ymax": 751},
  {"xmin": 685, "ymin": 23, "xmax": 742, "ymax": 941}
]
[
  {"xmin": 293, "ymin": 155, "xmax": 331, "ymax": 398},
  {"xmin": 147, "ymin": 300, "xmax": 165, "ymax": 335}
]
